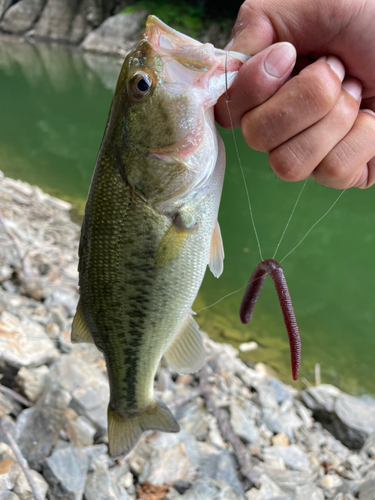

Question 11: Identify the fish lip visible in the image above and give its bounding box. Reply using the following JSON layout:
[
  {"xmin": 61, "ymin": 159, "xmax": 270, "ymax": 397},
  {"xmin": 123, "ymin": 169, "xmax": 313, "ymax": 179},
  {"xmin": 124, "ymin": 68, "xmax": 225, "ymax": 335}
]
[{"xmin": 144, "ymin": 15, "xmax": 250, "ymax": 74}]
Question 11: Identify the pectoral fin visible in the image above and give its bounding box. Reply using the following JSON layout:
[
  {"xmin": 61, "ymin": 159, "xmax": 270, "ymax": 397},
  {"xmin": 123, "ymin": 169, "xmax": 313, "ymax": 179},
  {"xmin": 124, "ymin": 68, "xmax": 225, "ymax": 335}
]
[
  {"xmin": 71, "ymin": 300, "xmax": 94, "ymax": 344},
  {"xmin": 164, "ymin": 313, "xmax": 205, "ymax": 374},
  {"xmin": 208, "ymin": 220, "xmax": 224, "ymax": 278},
  {"xmin": 155, "ymin": 215, "xmax": 191, "ymax": 266}
]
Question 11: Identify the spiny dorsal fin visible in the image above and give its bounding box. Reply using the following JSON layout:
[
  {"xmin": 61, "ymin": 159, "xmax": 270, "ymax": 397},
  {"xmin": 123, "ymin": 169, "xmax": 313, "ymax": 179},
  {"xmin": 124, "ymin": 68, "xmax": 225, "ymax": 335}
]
[
  {"xmin": 155, "ymin": 216, "xmax": 191, "ymax": 266},
  {"xmin": 208, "ymin": 220, "xmax": 224, "ymax": 278},
  {"xmin": 71, "ymin": 300, "xmax": 94, "ymax": 344},
  {"xmin": 164, "ymin": 312, "xmax": 205, "ymax": 374}
]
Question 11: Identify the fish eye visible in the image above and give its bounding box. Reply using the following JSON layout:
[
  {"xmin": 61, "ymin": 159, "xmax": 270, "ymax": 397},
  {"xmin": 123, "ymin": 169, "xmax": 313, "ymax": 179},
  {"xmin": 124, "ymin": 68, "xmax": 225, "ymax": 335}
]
[{"xmin": 130, "ymin": 72, "xmax": 153, "ymax": 99}]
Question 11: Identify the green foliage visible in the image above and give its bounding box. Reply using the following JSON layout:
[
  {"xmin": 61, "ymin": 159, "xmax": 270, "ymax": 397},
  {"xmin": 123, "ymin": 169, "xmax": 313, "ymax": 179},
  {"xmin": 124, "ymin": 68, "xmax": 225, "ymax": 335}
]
[{"xmin": 120, "ymin": 0, "xmax": 205, "ymax": 37}]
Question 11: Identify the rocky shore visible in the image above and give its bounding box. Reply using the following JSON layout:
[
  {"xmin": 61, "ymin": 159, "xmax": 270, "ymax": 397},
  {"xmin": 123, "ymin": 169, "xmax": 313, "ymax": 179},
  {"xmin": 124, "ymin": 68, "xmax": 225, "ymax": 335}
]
[
  {"xmin": 0, "ymin": 1, "xmax": 231, "ymax": 59},
  {"xmin": 1, "ymin": 171, "xmax": 375, "ymax": 500}
]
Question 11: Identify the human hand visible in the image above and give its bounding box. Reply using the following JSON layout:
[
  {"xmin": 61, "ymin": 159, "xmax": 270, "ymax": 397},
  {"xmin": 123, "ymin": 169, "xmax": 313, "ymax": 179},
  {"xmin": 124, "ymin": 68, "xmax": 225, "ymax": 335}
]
[{"xmin": 215, "ymin": 0, "xmax": 375, "ymax": 189}]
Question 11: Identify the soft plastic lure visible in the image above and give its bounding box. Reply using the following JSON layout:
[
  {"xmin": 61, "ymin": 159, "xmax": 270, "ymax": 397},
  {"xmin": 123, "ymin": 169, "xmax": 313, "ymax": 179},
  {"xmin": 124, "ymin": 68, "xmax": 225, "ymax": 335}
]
[{"xmin": 239, "ymin": 259, "xmax": 301, "ymax": 380}]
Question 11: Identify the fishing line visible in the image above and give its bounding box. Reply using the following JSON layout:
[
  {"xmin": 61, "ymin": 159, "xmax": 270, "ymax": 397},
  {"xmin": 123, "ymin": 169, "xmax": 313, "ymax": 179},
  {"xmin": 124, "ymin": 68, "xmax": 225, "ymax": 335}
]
[
  {"xmin": 225, "ymin": 51, "xmax": 263, "ymax": 262},
  {"xmin": 272, "ymin": 179, "xmax": 307, "ymax": 260},
  {"xmin": 279, "ymin": 188, "xmax": 347, "ymax": 264}
]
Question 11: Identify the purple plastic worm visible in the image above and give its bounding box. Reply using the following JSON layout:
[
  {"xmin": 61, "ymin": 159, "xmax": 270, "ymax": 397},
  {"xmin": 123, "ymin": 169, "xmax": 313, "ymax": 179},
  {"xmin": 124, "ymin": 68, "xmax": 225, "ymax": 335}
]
[{"xmin": 239, "ymin": 259, "xmax": 301, "ymax": 381}]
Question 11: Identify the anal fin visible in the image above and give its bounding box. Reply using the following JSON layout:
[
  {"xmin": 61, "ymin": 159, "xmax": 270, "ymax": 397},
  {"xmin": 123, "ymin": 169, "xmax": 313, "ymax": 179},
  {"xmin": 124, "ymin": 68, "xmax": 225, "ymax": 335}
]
[
  {"xmin": 164, "ymin": 313, "xmax": 205, "ymax": 374},
  {"xmin": 208, "ymin": 220, "xmax": 224, "ymax": 278},
  {"xmin": 108, "ymin": 398, "xmax": 179, "ymax": 459},
  {"xmin": 71, "ymin": 300, "xmax": 94, "ymax": 344}
]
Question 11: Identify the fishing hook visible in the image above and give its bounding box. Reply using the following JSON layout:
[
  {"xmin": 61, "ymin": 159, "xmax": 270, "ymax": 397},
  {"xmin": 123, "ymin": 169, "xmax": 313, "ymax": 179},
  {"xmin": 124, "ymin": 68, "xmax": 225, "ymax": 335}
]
[{"xmin": 239, "ymin": 259, "xmax": 301, "ymax": 380}]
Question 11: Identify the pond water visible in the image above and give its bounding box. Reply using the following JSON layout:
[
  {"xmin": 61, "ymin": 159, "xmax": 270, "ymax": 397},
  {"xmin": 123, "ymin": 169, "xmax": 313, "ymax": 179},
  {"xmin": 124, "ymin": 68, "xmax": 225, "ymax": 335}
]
[{"xmin": 1, "ymin": 39, "xmax": 375, "ymax": 394}]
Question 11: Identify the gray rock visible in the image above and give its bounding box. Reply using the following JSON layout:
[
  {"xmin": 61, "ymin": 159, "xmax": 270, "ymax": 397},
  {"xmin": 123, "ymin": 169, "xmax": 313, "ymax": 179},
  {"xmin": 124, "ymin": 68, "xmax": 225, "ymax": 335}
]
[
  {"xmin": 0, "ymin": 443, "xmax": 20, "ymax": 492},
  {"xmin": 85, "ymin": 468, "xmax": 128, "ymax": 500},
  {"xmin": 269, "ymin": 378, "xmax": 295, "ymax": 404},
  {"xmin": 302, "ymin": 385, "xmax": 375, "ymax": 448},
  {"xmin": 230, "ymin": 403, "xmax": 259, "ymax": 444},
  {"xmin": 44, "ymin": 288, "xmax": 77, "ymax": 317},
  {"xmin": 13, "ymin": 468, "xmax": 48, "ymax": 500},
  {"xmin": 0, "ymin": 0, "xmax": 12, "ymax": 20},
  {"xmin": 245, "ymin": 474, "xmax": 289, "ymax": 500},
  {"xmin": 81, "ymin": 12, "xmax": 147, "ymax": 57},
  {"xmin": 363, "ymin": 431, "xmax": 375, "ymax": 457},
  {"xmin": 180, "ymin": 478, "xmax": 243, "ymax": 500},
  {"xmin": 139, "ymin": 445, "xmax": 198, "ymax": 486},
  {"xmin": 15, "ymin": 406, "xmax": 67, "ymax": 470},
  {"xmin": 254, "ymin": 383, "xmax": 279, "ymax": 410},
  {"xmin": 0, "ymin": 493, "xmax": 21, "ymax": 500},
  {"xmin": 0, "ymin": 392, "xmax": 16, "ymax": 416},
  {"xmin": 81, "ymin": 444, "xmax": 115, "ymax": 472},
  {"xmin": 36, "ymin": 378, "xmax": 71, "ymax": 410},
  {"xmin": 16, "ymin": 365, "xmax": 51, "ymax": 402},
  {"xmin": 174, "ymin": 398, "xmax": 208, "ymax": 440},
  {"xmin": 43, "ymin": 444, "xmax": 88, "ymax": 500},
  {"xmin": 255, "ymin": 465, "xmax": 313, "ymax": 498},
  {"xmin": 149, "ymin": 430, "xmax": 201, "ymax": 466},
  {"xmin": 262, "ymin": 445, "xmax": 311, "ymax": 473},
  {"xmin": 50, "ymin": 354, "xmax": 109, "ymax": 432},
  {"xmin": 359, "ymin": 467, "xmax": 375, "ymax": 500},
  {"xmin": 262, "ymin": 408, "xmax": 303, "ymax": 439},
  {"xmin": 66, "ymin": 415, "xmax": 96, "ymax": 447},
  {"xmin": 198, "ymin": 450, "xmax": 243, "ymax": 496},
  {"xmin": 33, "ymin": 0, "xmax": 76, "ymax": 41},
  {"xmin": 294, "ymin": 483, "xmax": 324, "ymax": 500},
  {"xmin": 0, "ymin": 311, "xmax": 58, "ymax": 369},
  {"xmin": 0, "ymin": 0, "xmax": 45, "ymax": 33}
]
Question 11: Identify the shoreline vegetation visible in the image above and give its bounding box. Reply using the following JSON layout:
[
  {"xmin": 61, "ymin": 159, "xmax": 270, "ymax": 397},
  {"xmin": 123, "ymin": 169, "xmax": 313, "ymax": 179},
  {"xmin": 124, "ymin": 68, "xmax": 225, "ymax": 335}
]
[
  {"xmin": 1, "ymin": 174, "xmax": 375, "ymax": 498},
  {"xmin": 0, "ymin": 0, "xmax": 237, "ymax": 59}
]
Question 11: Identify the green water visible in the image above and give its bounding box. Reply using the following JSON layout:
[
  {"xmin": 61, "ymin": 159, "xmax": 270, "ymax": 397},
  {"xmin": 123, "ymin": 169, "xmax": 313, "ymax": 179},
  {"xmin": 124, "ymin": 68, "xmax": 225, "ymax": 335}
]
[{"xmin": 1, "ymin": 39, "xmax": 375, "ymax": 394}]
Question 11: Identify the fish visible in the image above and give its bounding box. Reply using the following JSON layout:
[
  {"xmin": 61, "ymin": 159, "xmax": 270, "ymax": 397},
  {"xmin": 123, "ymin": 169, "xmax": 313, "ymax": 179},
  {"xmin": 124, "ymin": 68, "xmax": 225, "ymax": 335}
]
[{"xmin": 71, "ymin": 15, "xmax": 248, "ymax": 459}]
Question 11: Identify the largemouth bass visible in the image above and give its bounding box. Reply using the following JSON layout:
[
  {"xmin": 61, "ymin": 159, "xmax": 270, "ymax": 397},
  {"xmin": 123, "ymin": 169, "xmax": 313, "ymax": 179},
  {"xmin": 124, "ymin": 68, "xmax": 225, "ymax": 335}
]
[{"xmin": 72, "ymin": 15, "xmax": 247, "ymax": 459}]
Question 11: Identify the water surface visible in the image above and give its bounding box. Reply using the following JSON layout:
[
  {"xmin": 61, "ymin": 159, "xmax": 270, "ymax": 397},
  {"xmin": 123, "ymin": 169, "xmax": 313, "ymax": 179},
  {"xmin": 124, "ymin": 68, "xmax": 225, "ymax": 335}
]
[{"xmin": 1, "ymin": 39, "xmax": 374, "ymax": 394}]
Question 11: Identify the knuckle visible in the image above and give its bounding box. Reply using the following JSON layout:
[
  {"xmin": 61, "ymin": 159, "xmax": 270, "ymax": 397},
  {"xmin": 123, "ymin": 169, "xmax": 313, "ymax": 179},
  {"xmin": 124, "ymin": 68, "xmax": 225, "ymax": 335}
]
[
  {"xmin": 240, "ymin": 113, "xmax": 270, "ymax": 152},
  {"xmin": 268, "ymin": 145, "xmax": 306, "ymax": 182},
  {"xmin": 297, "ymin": 66, "xmax": 340, "ymax": 115}
]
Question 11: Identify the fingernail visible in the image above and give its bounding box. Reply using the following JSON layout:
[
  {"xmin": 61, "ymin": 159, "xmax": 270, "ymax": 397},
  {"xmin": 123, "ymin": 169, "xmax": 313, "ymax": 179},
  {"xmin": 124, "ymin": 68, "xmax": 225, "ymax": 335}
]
[
  {"xmin": 264, "ymin": 42, "xmax": 296, "ymax": 78},
  {"xmin": 326, "ymin": 56, "xmax": 345, "ymax": 82},
  {"xmin": 362, "ymin": 109, "xmax": 375, "ymax": 116},
  {"xmin": 342, "ymin": 77, "xmax": 362, "ymax": 100}
]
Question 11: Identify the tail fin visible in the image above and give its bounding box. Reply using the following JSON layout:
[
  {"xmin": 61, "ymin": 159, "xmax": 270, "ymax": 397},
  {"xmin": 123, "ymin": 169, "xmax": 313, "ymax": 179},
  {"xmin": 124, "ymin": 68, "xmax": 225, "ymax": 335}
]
[{"xmin": 107, "ymin": 398, "xmax": 180, "ymax": 459}]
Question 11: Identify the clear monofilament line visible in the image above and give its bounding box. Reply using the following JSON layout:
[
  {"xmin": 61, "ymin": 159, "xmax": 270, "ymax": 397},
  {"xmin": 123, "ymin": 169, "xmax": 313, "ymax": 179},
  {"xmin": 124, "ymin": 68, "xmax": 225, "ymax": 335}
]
[
  {"xmin": 280, "ymin": 188, "xmax": 347, "ymax": 264},
  {"xmin": 225, "ymin": 52, "xmax": 263, "ymax": 261},
  {"xmin": 273, "ymin": 179, "xmax": 307, "ymax": 260}
]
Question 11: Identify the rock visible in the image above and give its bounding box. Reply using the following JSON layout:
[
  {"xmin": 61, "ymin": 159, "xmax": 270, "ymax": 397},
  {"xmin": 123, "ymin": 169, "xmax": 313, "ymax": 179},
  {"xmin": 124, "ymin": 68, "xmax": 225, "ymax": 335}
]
[
  {"xmin": 0, "ymin": 312, "xmax": 58, "ymax": 369},
  {"xmin": 0, "ymin": 443, "xmax": 20, "ymax": 492},
  {"xmin": 255, "ymin": 465, "xmax": 314, "ymax": 498},
  {"xmin": 179, "ymin": 478, "xmax": 243, "ymax": 500},
  {"xmin": 358, "ymin": 467, "xmax": 375, "ymax": 500},
  {"xmin": 81, "ymin": 12, "xmax": 147, "ymax": 57},
  {"xmin": 230, "ymin": 403, "xmax": 259, "ymax": 444},
  {"xmin": 0, "ymin": 0, "xmax": 45, "ymax": 33},
  {"xmin": 262, "ymin": 407, "xmax": 303, "ymax": 439},
  {"xmin": 302, "ymin": 385, "xmax": 375, "ymax": 448},
  {"xmin": 15, "ymin": 406, "xmax": 67, "ymax": 470},
  {"xmin": 13, "ymin": 468, "xmax": 48, "ymax": 500},
  {"xmin": 43, "ymin": 444, "xmax": 88, "ymax": 500},
  {"xmin": 149, "ymin": 430, "xmax": 201, "ymax": 466},
  {"xmin": 363, "ymin": 432, "xmax": 375, "ymax": 458},
  {"xmin": 0, "ymin": 392, "xmax": 16, "ymax": 417},
  {"xmin": 49, "ymin": 354, "xmax": 109, "ymax": 432},
  {"xmin": 271, "ymin": 434, "xmax": 290, "ymax": 447},
  {"xmin": 239, "ymin": 341, "xmax": 258, "ymax": 353},
  {"xmin": 262, "ymin": 445, "xmax": 311, "ymax": 473},
  {"xmin": 65, "ymin": 415, "xmax": 96, "ymax": 447},
  {"xmin": 294, "ymin": 483, "xmax": 324, "ymax": 500},
  {"xmin": 174, "ymin": 398, "xmax": 208, "ymax": 440},
  {"xmin": 198, "ymin": 450, "xmax": 243, "ymax": 496},
  {"xmin": 0, "ymin": 0, "xmax": 12, "ymax": 20},
  {"xmin": 81, "ymin": 444, "xmax": 115, "ymax": 472},
  {"xmin": 84, "ymin": 468, "xmax": 127, "ymax": 500},
  {"xmin": 139, "ymin": 445, "xmax": 198, "ymax": 486},
  {"xmin": 33, "ymin": 0, "xmax": 76, "ymax": 41},
  {"xmin": 16, "ymin": 365, "xmax": 51, "ymax": 402},
  {"xmin": 0, "ymin": 493, "xmax": 21, "ymax": 500},
  {"xmin": 246, "ymin": 474, "xmax": 290, "ymax": 500}
]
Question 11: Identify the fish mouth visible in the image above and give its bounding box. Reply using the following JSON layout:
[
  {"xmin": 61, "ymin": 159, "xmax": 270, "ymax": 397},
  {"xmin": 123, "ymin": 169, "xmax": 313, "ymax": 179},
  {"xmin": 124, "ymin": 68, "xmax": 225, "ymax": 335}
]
[{"xmin": 144, "ymin": 15, "xmax": 250, "ymax": 97}]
